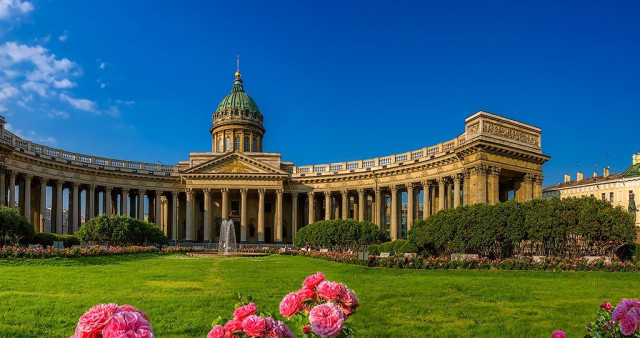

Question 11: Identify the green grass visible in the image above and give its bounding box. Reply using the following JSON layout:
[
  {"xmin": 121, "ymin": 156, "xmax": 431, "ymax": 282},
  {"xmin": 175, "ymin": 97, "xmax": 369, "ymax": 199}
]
[{"xmin": 0, "ymin": 254, "xmax": 639, "ymax": 337}]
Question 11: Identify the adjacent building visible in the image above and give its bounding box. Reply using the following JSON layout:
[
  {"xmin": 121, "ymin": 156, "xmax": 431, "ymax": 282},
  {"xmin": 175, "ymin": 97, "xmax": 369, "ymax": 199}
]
[{"xmin": 0, "ymin": 69, "xmax": 549, "ymax": 244}]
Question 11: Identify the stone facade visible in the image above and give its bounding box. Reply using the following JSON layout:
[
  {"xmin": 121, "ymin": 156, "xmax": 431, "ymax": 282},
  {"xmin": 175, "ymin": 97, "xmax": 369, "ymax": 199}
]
[{"xmin": 0, "ymin": 72, "xmax": 549, "ymax": 244}]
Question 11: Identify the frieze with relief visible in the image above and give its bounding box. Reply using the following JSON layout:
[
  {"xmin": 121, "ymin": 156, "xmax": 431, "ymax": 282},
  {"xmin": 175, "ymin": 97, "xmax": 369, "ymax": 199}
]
[{"xmin": 482, "ymin": 122, "xmax": 539, "ymax": 146}]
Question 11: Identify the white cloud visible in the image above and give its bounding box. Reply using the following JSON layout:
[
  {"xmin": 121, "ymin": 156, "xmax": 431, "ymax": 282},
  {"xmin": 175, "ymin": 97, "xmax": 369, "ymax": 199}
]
[
  {"xmin": 0, "ymin": 0, "xmax": 33, "ymax": 20},
  {"xmin": 21, "ymin": 81, "xmax": 47, "ymax": 97},
  {"xmin": 99, "ymin": 62, "xmax": 105, "ymax": 69},
  {"xmin": 46, "ymin": 110, "xmax": 69, "ymax": 119},
  {"xmin": 6, "ymin": 123, "xmax": 57, "ymax": 145},
  {"xmin": 100, "ymin": 82, "xmax": 106, "ymax": 89},
  {"xmin": 0, "ymin": 83, "xmax": 18, "ymax": 100},
  {"xmin": 58, "ymin": 30, "xmax": 68, "ymax": 42},
  {"xmin": 115, "ymin": 99, "xmax": 135, "ymax": 106},
  {"xmin": 59, "ymin": 93, "xmax": 97, "ymax": 113},
  {"xmin": 53, "ymin": 78, "xmax": 76, "ymax": 88}
]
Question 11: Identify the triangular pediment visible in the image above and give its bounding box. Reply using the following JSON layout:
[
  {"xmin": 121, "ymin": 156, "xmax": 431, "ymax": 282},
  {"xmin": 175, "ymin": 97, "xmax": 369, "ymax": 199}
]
[{"xmin": 182, "ymin": 152, "xmax": 288, "ymax": 176}]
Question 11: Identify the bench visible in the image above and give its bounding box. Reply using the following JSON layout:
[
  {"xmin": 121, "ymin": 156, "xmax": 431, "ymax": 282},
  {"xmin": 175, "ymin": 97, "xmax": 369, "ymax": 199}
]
[{"xmin": 379, "ymin": 252, "xmax": 390, "ymax": 258}]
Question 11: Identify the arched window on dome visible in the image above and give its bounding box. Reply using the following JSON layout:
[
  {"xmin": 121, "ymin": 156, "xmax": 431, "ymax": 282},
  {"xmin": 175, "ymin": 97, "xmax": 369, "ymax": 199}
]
[
  {"xmin": 244, "ymin": 137, "xmax": 250, "ymax": 151},
  {"xmin": 234, "ymin": 136, "xmax": 240, "ymax": 151},
  {"xmin": 252, "ymin": 138, "xmax": 257, "ymax": 152},
  {"xmin": 225, "ymin": 137, "xmax": 231, "ymax": 151},
  {"xmin": 218, "ymin": 138, "xmax": 223, "ymax": 153}
]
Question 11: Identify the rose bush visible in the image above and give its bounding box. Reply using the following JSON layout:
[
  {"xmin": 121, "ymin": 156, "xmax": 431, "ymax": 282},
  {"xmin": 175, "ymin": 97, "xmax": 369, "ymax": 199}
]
[
  {"xmin": 553, "ymin": 298, "xmax": 640, "ymax": 337},
  {"xmin": 70, "ymin": 303, "xmax": 153, "ymax": 337},
  {"xmin": 278, "ymin": 271, "xmax": 358, "ymax": 337},
  {"xmin": 207, "ymin": 297, "xmax": 293, "ymax": 338}
]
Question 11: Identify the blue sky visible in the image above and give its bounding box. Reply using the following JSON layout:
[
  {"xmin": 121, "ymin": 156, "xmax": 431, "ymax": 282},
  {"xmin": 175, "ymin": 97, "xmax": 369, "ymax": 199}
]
[{"xmin": 1, "ymin": 0, "xmax": 639, "ymax": 186}]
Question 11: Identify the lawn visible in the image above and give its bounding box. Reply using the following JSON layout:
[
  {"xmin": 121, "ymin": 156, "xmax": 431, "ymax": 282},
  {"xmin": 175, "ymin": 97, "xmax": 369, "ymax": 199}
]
[{"xmin": 1, "ymin": 254, "xmax": 639, "ymax": 337}]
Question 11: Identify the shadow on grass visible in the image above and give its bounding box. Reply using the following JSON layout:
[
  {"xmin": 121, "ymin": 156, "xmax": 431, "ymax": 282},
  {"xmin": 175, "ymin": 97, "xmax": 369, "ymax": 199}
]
[{"xmin": 0, "ymin": 253, "xmax": 175, "ymax": 267}]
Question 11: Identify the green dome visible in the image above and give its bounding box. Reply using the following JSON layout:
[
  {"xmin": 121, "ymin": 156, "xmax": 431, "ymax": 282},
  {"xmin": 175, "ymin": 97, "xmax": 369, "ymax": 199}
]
[{"xmin": 215, "ymin": 76, "xmax": 260, "ymax": 113}]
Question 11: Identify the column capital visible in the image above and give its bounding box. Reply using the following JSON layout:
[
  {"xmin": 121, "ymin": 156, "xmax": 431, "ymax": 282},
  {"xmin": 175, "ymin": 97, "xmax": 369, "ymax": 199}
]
[
  {"xmin": 172, "ymin": 190, "xmax": 179, "ymax": 196},
  {"xmin": 436, "ymin": 177, "xmax": 446, "ymax": 185},
  {"xmin": 534, "ymin": 174, "xmax": 544, "ymax": 182},
  {"xmin": 258, "ymin": 188, "xmax": 266, "ymax": 195},
  {"xmin": 24, "ymin": 173, "xmax": 33, "ymax": 181},
  {"xmin": 186, "ymin": 188, "xmax": 194, "ymax": 195},
  {"xmin": 155, "ymin": 189, "xmax": 162, "ymax": 195},
  {"xmin": 474, "ymin": 164, "xmax": 488, "ymax": 174},
  {"xmin": 89, "ymin": 184, "xmax": 96, "ymax": 192},
  {"xmin": 122, "ymin": 187, "xmax": 130, "ymax": 193},
  {"xmin": 8, "ymin": 170, "xmax": 16, "ymax": 177},
  {"xmin": 489, "ymin": 166, "xmax": 501, "ymax": 177},
  {"xmin": 451, "ymin": 173, "xmax": 462, "ymax": 182},
  {"xmin": 276, "ymin": 189, "xmax": 283, "ymax": 195},
  {"xmin": 390, "ymin": 185, "xmax": 398, "ymax": 193},
  {"xmin": 406, "ymin": 184, "xmax": 414, "ymax": 192},
  {"xmin": 240, "ymin": 188, "xmax": 248, "ymax": 195},
  {"xmin": 523, "ymin": 173, "xmax": 534, "ymax": 182},
  {"xmin": 71, "ymin": 181, "xmax": 79, "ymax": 189},
  {"xmin": 221, "ymin": 187, "xmax": 229, "ymax": 193},
  {"xmin": 291, "ymin": 191, "xmax": 299, "ymax": 199},
  {"xmin": 357, "ymin": 188, "xmax": 365, "ymax": 195},
  {"xmin": 104, "ymin": 185, "xmax": 112, "ymax": 192},
  {"xmin": 138, "ymin": 189, "xmax": 146, "ymax": 195},
  {"xmin": 374, "ymin": 187, "xmax": 382, "ymax": 194},
  {"xmin": 38, "ymin": 176, "xmax": 47, "ymax": 184},
  {"xmin": 203, "ymin": 188, "xmax": 212, "ymax": 194},
  {"xmin": 340, "ymin": 190, "xmax": 348, "ymax": 197},
  {"xmin": 463, "ymin": 168, "xmax": 471, "ymax": 178},
  {"xmin": 324, "ymin": 191, "xmax": 332, "ymax": 198},
  {"xmin": 307, "ymin": 191, "xmax": 314, "ymax": 199}
]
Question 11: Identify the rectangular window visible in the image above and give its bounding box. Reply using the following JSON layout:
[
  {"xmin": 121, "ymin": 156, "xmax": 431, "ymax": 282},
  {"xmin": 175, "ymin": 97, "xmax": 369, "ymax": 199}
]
[
  {"xmin": 244, "ymin": 137, "xmax": 250, "ymax": 151},
  {"xmin": 601, "ymin": 193, "xmax": 606, "ymax": 201},
  {"xmin": 610, "ymin": 192, "xmax": 614, "ymax": 203},
  {"xmin": 225, "ymin": 137, "xmax": 231, "ymax": 151},
  {"xmin": 218, "ymin": 139, "xmax": 223, "ymax": 152},
  {"xmin": 234, "ymin": 136, "xmax": 240, "ymax": 151},
  {"xmin": 252, "ymin": 138, "xmax": 257, "ymax": 152}
]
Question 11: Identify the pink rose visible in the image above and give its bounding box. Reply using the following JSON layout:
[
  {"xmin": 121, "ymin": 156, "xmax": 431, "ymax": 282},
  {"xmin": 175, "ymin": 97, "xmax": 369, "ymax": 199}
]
[
  {"xmin": 207, "ymin": 325, "xmax": 225, "ymax": 338},
  {"xmin": 119, "ymin": 304, "xmax": 150, "ymax": 321},
  {"xmin": 613, "ymin": 299, "xmax": 640, "ymax": 321},
  {"xmin": 73, "ymin": 303, "xmax": 119, "ymax": 337},
  {"xmin": 224, "ymin": 319, "xmax": 242, "ymax": 335},
  {"xmin": 309, "ymin": 303, "xmax": 345, "ymax": 338},
  {"xmin": 550, "ymin": 330, "xmax": 565, "ymax": 338},
  {"xmin": 233, "ymin": 303, "xmax": 257, "ymax": 321},
  {"xmin": 600, "ymin": 302, "xmax": 612, "ymax": 311},
  {"xmin": 340, "ymin": 289, "xmax": 359, "ymax": 308},
  {"xmin": 339, "ymin": 304, "xmax": 354, "ymax": 317},
  {"xmin": 296, "ymin": 288, "xmax": 317, "ymax": 301},
  {"xmin": 280, "ymin": 292, "xmax": 303, "ymax": 318},
  {"xmin": 620, "ymin": 313, "xmax": 639, "ymax": 336},
  {"xmin": 242, "ymin": 315, "xmax": 266, "ymax": 337},
  {"xmin": 302, "ymin": 325, "xmax": 311, "ymax": 334},
  {"xmin": 302, "ymin": 272, "xmax": 325, "ymax": 289},
  {"xmin": 102, "ymin": 311, "xmax": 154, "ymax": 338},
  {"xmin": 262, "ymin": 317, "xmax": 277, "ymax": 338},
  {"xmin": 274, "ymin": 320, "xmax": 294, "ymax": 338},
  {"xmin": 317, "ymin": 281, "xmax": 343, "ymax": 301}
]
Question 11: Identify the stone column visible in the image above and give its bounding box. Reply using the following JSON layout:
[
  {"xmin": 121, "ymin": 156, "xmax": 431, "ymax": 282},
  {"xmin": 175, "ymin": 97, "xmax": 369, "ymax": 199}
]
[
  {"xmin": 463, "ymin": 170, "xmax": 471, "ymax": 205},
  {"xmin": 171, "ymin": 191, "xmax": 178, "ymax": 241},
  {"xmin": 221, "ymin": 188, "xmax": 229, "ymax": 220},
  {"xmin": 155, "ymin": 191, "xmax": 162, "ymax": 225},
  {"xmin": 275, "ymin": 189, "xmax": 283, "ymax": 243},
  {"xmin": 453, "ymin": 174, "xmax": 461, "ymax": 208},
  {"xmin": 88, "ymin": 185, "xmax": 96, "ymax": 219},
  {"xmin": 390, "ymin": 186, "xmax": 398, "ymax": 240},
  {"xmin": 121, "ymin": 188, "xmax": 129, "ymax": 216},
  {"xmin": 8, "ymin": 170, "xmax": 16, "ymax": 209},
  {"xmin": 0, "ymin": 167, "xmax": 5, "ymax": 206},
  {"xmin": 407, "ymin": 184, "xmax": 414, "ymax": 230},
  {"xmin": 488, "ymin": 167, "xmax": 501, "ymax": 205},
  {"xmin": 475, "ymin": 165, "xmax": 488, "ymax": 204},
  {"xmin": 341, "ymin": 190, "xmax": 348, "ymax": 219},
  {"xmin": 185, "ymin": 189, "xmax": 194, "ymax": 241},
  {"xmin": 422, "ymin": 181, "xmax": 431, "ymax": 219},
  {"xmin": 307, "ymin": 192, "xmax": 315, "ymax": 224},
  {"xmin": 357, "ymin": 189, "xmax": 365, "ymax": 222},
  {"xmin": 39, "ymin": 177, "xmax": 47, "ymax": 232},
  {"xmin": 437, "ymin": 178, "xmax": 445, "ymax": 212},
  {"xmin": 523, "ymin": 173, "xmax": 534, "ymax": 201},
  {"xmin": 324, "ymin": 191, "xmax": 332, "ymax": 221},
  {"xmin": 105, "ymin": 187, "xmax": 112, "ymax": 216},
  {"xmin": 258, "ymin": 188, "xmax": 265, "ymax": 243},
  {"xmin": 55, "ymin": 180, "xmax": 63, "ymax": 234},
  {"xmin": 203, "ymin": 188, "xmax": 212, "ymax": 242},
  {"xmin": 137, "ymin": 190, "xmax": 145, "ymax": 221},
  {"xmin": 71, "ymin": 182, "xmax": 79, "ymax": 233},
  {"xmin": 533, "ymin": 174, "xmax": 543, "ymax": 199},
  {"xmin": 240, "ymin": 188, "xmax": 248, "ymax": 243},
  {"xmin": 291, "ymin": 192, "xmax": 298, "ymax": 241},
  {"xmin": 375, "ymin": 188, "xmax": 383, "ymax": 227},
  {"xmin": 24, "ymin": 174, "xmax": 32, "ymax": 223}
]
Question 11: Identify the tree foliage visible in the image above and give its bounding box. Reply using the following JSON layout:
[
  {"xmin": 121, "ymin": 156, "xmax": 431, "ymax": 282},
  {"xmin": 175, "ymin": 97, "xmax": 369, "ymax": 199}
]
[
  {"xmin": 76, "ymin": 215, "xmax": 168, "ymax": 246},
  {"xmin": 0, "ymin": 205, "xmax": 34, "ymax": 246},
  {"xmin": 294, "ymin": 219, "xmax": 389, "ymax": 251},
  {"xmin": 408, "ymin": 197, "xmax": 637, "ymax": 258}
]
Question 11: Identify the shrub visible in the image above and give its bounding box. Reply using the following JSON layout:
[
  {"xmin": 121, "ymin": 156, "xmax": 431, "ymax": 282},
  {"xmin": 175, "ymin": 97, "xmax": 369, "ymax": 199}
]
[
  {"xmin": 76, "ymin": 215, "xmax": 168, "ymax": 246},
  {"xmin": 397, "ymin": 241, "xmax": 418, "ymax": 254},
  {"xmin": 31, "ymin": 232, "xmax": 60, "ymax": 246},
  {"xmin": 294, "ymin": 219, "xmax": 389, "ymax": 251},
  {"xmin": 408, "ymin": 197, "xmax": 637, "ymax": 259},
  {"xmin": 367, "ymin": 244, "xmax": 379, "ymax": 256},
  {"xmin": 58, "ymin": 235, "xmax": 81, "ymax": 247},
  {"xmin": 0, "ymin": 205, "xmax": 34, "ymax": 246}
]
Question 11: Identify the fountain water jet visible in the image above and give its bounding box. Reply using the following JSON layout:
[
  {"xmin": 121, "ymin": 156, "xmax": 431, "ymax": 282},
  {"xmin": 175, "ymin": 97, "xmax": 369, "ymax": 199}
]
[{"xmin": 218, "ymin": 219, "xmax": 237, "ymax": 255}]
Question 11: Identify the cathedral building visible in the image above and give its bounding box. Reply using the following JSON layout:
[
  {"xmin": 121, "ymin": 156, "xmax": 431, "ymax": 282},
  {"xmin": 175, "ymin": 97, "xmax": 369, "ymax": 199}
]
[{"xmin": 0, "ymin": 69, "xmax": 549, "ymax": 244}]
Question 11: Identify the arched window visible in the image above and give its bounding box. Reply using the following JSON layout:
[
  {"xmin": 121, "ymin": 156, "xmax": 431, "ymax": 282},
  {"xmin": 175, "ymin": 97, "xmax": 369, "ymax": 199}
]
[
  {"xmin": 234, "ymin": 136, "xmax": 240, "ymax": 150},
  {"xmin": 218, "ymin": 139, "xmax": 223, "ymax": 152},
  {"xmin": 252, "ymin": 138, "xmax": 257, "ymax": 152},
  {"xmin": 244, "ymin": 137, "xmax": 250, "ymax": 151},
  {"xmin": 225, "ymin": 137, "xmax": 231, "ymax": 151}
]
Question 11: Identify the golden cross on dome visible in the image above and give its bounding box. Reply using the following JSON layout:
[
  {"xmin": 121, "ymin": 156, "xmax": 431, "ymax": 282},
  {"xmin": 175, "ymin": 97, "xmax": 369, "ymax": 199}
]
[{"xmin": 235, "ymin": 54, "xmax": 241, "ymax": 78}]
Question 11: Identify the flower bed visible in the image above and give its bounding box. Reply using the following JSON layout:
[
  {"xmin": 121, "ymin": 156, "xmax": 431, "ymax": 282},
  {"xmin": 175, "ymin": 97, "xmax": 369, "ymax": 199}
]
[
  {"xmin": 0, "ymin": 245, "xmax": 279, "ymax": 259},
  {"xmin": 281, "ymin": 250, "xmax": 640, "ymax": 273}
]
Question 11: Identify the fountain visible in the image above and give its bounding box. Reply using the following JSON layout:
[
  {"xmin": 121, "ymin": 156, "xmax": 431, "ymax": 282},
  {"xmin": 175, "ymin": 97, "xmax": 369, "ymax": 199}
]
[{"xmin": 218, "ymin": 219, "xmax": 237, "ymax": 255}]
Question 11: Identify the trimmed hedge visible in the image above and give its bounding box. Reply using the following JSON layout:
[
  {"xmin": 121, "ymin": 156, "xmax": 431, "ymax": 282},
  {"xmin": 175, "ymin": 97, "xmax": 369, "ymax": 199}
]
[
  {"xmin": 76, "ymin": 215, "xmax": 168, "ymax": 246},
  {"xmin": 294, "ymin": 219, "xmax": 389, "ymax": 251},
  {"xmin": 368, "ymin": 240, "xmax": 418, "ymax": 255},
  {"xmin": 0, "ymin": 205, "xmax": 34, "ymax": 246},
  {"xmin": 30, "ymin": 233, "xmax": 80, "ymax": 247},
  {"xmin": 408, "ymin": 197, "xmax": 637, "ymax": 259}
]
